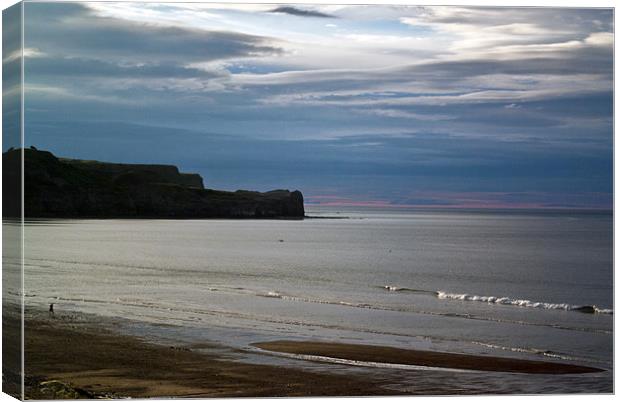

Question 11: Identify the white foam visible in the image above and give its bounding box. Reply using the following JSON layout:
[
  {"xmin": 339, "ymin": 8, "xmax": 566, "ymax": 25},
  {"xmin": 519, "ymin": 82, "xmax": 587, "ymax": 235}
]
[
  {"xmin": 471, "ymin": 341, "xmax": 572, "ymax": 361},
  {"xmin": 437, "ymin": 291, "xmax": 612, "ymax": 314},
  {"xmin": 471, "ymin": 341, "xmax": 606, "ymax": 364},
  {"xmin": 260, "ymin": 350, "xmax": 473, "ymax": 373},
  {"xmin": 260, "ymin": 291, "xmax": 374, "ymax": 309}
]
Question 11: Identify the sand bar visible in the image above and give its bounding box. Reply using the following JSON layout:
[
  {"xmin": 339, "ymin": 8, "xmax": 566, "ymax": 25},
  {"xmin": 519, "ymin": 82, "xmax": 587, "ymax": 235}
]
[{"xmin": 253, "ymin": 340, "xmax": 604, "ymax": 375}]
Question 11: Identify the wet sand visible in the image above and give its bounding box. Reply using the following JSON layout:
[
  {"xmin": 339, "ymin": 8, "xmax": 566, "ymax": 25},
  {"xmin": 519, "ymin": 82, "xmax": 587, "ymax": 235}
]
[
  {"xmin": 2, "ymin": 310, "xmax": 22, "ymax": 399},
  {"xmin": 18, "ymin": 314, "xmax": 399, "ymax": 399},
  {"xmin": 253, "ymin": 340, "xmax": 604, "ymax": 375},
  {"xmin": 8, "ymin": 310, "xmax": 605, "ymax": 399}
]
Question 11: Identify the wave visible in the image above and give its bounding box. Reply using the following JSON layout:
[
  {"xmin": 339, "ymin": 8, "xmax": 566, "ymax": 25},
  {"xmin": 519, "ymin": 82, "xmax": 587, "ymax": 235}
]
[
  {"xmin": 257, "ymin": 290, "xmax": 610, "ymax": 334},
  {"xmin": 383, "ymin": 285, "xmax": 404, "ymax": 292},
  {"xmin": 470, "ymin": 341, "xmax": 608, "ymax": 364},
  {"xmin": 259, "ymin": 291, "xmax": 373, "ymax": 308},
  {"xmin": 436, "ymin": 291, "xmax": 613, "ymax": 315},
  {"xmin": 7, "ymin": 290, "xmax": 37, "ymax": 298},
  {"xmin": 25, "ymin": 293, "xmax": 608, "ymax": 372},
  {"xmin": 381, "ymin": 285, "xmax": 436, "ymax": 294},
  {"xmin": 381, "ymin": 285, "xmax": 612, "ymax": 315},
  {"xmin": 258, "ymin": 350, "xmax": 473, "ymax": 373},
  {"xmin": 28, "ymin": 285, "xmax": 611, "ymax": 344},
  {"xmin": 471, "ymin": 342, "xmax": 573, "ymax": 361}
]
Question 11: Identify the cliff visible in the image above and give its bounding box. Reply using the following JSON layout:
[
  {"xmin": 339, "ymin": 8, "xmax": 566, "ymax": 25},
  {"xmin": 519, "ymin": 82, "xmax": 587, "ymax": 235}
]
[
  {"xmin": 2, "ymin": 148, "xmax": 304, "ymax": 219},
  {"xmin": 61, "ymin": 158, "xmax": 205, "ymax": 190}
]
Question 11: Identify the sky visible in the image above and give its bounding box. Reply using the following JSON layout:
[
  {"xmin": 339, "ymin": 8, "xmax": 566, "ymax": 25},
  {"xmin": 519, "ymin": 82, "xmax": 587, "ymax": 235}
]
[{"xmin": 4, "ymin": 2, "xmax": 614, "ymax": 209}]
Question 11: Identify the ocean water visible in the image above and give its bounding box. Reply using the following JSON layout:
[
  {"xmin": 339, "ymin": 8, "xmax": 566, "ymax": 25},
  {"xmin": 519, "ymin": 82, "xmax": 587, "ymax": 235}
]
[{"xmin": 17, "ymin": 207, "xmax": 613, "ymax": 394}]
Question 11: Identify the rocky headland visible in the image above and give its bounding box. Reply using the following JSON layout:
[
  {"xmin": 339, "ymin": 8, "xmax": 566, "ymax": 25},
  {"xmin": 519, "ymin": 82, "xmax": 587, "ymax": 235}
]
[{"xmin": 3, "ymin": 148, "xmax": 304, "ymax": 219}]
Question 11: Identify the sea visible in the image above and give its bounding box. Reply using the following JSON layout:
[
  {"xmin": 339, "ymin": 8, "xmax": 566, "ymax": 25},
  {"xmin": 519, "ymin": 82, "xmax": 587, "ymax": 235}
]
[{"xmin": 6, "ymin": 206, "xmax": 614, "ymax": 394}]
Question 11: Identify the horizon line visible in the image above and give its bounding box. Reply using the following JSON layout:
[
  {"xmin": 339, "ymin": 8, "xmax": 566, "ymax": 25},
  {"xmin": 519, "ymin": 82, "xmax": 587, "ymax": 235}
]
[{"xmin": 304, "ymin": 202, "xmax": 613, "ymax": 212}]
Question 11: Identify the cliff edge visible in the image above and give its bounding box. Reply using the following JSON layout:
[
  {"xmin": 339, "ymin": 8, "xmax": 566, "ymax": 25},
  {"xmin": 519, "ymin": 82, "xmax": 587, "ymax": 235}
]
[{"xmin": 3, "ymin": 148, "xmax": 304, "ymax": 219}]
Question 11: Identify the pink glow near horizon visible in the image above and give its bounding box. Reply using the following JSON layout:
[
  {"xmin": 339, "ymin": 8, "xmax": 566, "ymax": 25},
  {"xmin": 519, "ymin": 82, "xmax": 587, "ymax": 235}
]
[
  {"xmin": 307, "ymin": 201, "xmax": 553, "ymax": 209},
  {"xmin": 304, "ymin": 192, "xmax": 612, "ymax": 210}
]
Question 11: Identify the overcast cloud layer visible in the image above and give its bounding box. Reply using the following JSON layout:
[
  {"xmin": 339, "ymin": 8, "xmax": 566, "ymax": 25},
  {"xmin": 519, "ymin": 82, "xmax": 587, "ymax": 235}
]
[{"xmin": 13, "ymin": 3, "xmax": 613, "ymax": 209}]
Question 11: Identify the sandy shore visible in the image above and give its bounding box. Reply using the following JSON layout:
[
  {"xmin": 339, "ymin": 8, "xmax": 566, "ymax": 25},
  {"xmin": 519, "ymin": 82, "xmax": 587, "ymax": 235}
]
[
  {"xmin": 16, "ymin": 313, "xmax": 399, "ymax": 399},
  {"xmin": 2, "ymin": 309, "xmax": 22, "ymax": 399},
  {"xmin": 6, "ymin": 309, "xmax": 605, "ymax": 399},
  {"xmin": 253, "ymin": 340, "xmax": 603, "ymax": 375}
]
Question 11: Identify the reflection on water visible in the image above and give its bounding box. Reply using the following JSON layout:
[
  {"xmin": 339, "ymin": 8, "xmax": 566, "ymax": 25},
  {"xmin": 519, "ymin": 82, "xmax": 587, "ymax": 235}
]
[{"xmin": 22, "ymin": 209, "xmax": 613, "ymax": 394}]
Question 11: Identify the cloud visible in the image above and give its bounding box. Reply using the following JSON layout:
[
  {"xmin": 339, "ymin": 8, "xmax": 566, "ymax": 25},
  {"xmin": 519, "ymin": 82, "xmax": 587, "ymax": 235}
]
[
  {"xmin": 22, "ymin": 3, "xmax": 283, "ymax": 103},
  {"xmin": 270, "ymin": 6, "xmax": 335, "ymax": 19},
  {"xmin": 3, "ymin": 48, "xmax": 46, "ymax": 64},
  {"xmin": 355, "ymin": 108, "xmax": 455, "ymax": 121},
  {"xmin": 400, "ymin": 7, "xmax": 611, "ymax": 34},
  {"xmin": 25, "ymin": 56, "xmax": 223, "ymax": 80},
  {"xmin": 258, "ymin": 77, "xmax": 609, "ymax": 108},
  {"xmin": 3, "ymin": 2, "xmax": 23, "ymax": 145},
  {"xmin": 19, "ymin": 4, "xmax": 612, "ymax": 208},
  {"xmin": 24, "ymin": 3, "xmax": 282, "ymax": 64}
]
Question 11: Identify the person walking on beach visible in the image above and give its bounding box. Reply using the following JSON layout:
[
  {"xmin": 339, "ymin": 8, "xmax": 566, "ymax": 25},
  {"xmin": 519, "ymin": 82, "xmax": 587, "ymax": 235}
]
[{"xmin": 49, "ymin": 303, "xmax": 54, "ymax": 318}]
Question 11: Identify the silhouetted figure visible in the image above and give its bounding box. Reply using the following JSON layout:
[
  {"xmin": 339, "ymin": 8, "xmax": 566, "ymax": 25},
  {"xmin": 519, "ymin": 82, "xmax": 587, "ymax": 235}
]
[{"xmin": 49, "ymin": 303, "xmax": 54, "ymax": 317}]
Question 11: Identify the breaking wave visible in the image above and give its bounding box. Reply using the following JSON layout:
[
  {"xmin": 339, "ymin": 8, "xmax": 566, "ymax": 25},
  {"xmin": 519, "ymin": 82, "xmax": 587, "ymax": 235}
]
[
  {"xmin": 380, "ymin": 285, "xmax": 437, "ymax": 295},
  {"xmin": 437, "ymin": 291, "xmax": 613, "ymax": 315},
  {"xmin": 257, "ymin": 350, "xmax": 473, "ymax": 373},
  {"xmin": 470, "ymin": 341, "xmax": 607, "ymax": 364},
  {"xmin": 260, "ymin": 291, "xmax": 373, "ymax": 308}
]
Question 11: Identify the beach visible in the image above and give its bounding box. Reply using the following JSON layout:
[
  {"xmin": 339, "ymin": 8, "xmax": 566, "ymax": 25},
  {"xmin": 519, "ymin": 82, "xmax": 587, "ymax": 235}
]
[
  {"xmin": 18, "ymin": 311, "xmax": 397, "ymax": 399},
  {"xmin": 4, "ymin": 1, "xmax": 614, "ymax": 397},
  {"xmin": 7, "ymin": 208, "xmax": 613, "ymax": 396},
  {"xmin": 10, "ymin": 307, "xmax": 603, "ymax": 399}
]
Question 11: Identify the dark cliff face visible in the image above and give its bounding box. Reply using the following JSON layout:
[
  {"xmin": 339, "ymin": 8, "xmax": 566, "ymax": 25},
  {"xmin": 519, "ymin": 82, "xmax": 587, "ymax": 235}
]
[
  {"xmin": 62, "ymin": 159, "xmax": 205, "ymax": 189},
  {"xmin": 3, "ymin": 148, "xmax": 304, "ymax": 219}
]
